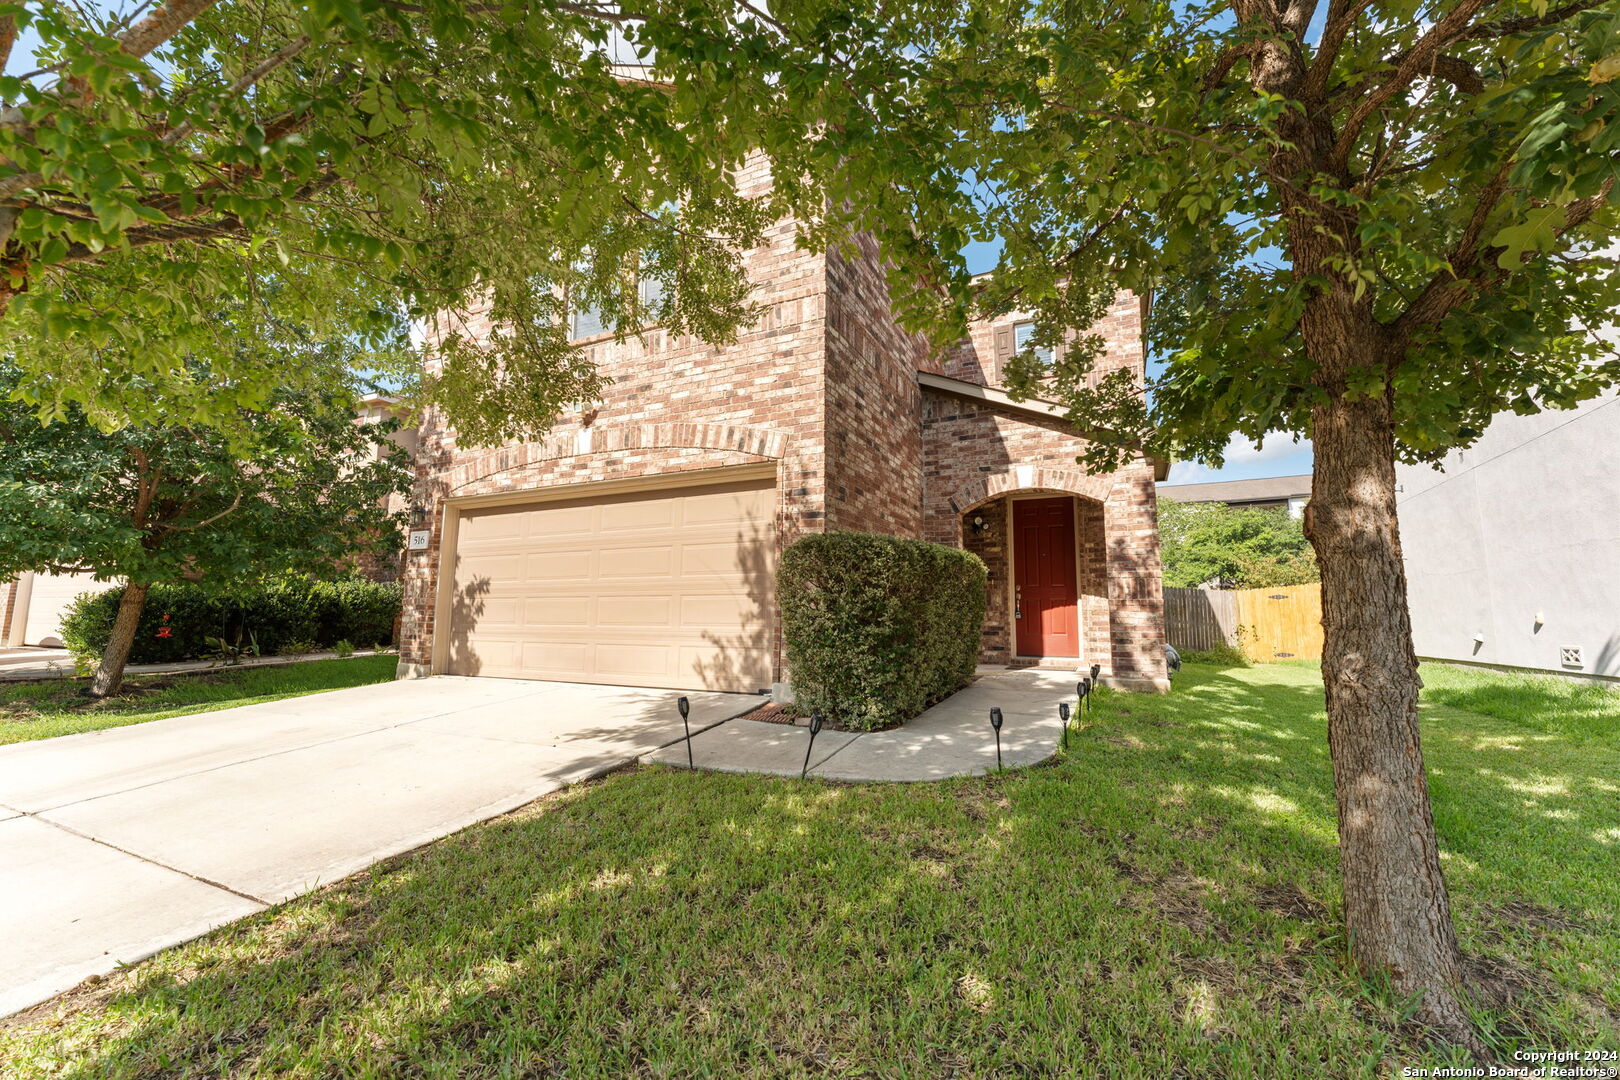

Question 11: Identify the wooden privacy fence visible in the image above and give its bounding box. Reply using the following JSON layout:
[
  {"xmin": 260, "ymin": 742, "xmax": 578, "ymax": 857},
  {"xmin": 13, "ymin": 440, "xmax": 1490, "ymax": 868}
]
[{"xmin": 1164, "ymin": 583, "xmax": 1324, "ymax": 662}]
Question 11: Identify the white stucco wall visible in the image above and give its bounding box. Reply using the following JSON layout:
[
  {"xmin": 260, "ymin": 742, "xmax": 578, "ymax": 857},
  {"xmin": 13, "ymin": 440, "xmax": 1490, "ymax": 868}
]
[{"xmin": 1396, "ymin": 390, "xmax": 1620, "ymax": 679}]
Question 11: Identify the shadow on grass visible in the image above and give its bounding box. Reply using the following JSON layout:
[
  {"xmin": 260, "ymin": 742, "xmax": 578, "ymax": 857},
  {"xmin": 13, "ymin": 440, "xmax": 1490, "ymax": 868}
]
[{"xmin": 3, "ymin": 663, "xmax": 1614, "ymax": 1076}]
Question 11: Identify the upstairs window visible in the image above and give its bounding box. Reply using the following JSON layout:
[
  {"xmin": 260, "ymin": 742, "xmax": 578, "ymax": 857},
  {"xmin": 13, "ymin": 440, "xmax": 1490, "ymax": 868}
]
[
  {"xmin": 570, "ymin": 300, "xmax": 607, "ymax": 340},
  {"xmin": 568, "ymin": 268, "xmax": 664, "ymax": 341},
  {"xmin": 1013, "ymin": 320, "xmax": 1053, "ymax": 365}
]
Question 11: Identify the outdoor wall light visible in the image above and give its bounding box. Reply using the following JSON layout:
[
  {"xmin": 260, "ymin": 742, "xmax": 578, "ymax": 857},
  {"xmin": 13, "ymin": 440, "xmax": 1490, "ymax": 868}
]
[
  {"xmin": 409, "ymin": 504, "xmax": 430, "ymax": 527},
  {"xmin": 970, "ymin": 515, "xmax": 988, "ymax": 535}
]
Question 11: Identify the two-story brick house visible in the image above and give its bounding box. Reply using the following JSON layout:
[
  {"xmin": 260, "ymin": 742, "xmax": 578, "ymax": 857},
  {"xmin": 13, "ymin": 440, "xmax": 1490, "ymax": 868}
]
[{"xmin": 397, "ymin": 162, "xmax": 1169, "ymax": 696}]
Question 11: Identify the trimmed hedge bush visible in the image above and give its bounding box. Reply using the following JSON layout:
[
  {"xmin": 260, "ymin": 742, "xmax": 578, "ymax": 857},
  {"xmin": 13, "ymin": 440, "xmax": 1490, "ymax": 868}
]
[
  {"xmin": 60, "ymin": 576, "xmax": 401, "ymax": 665},
  {"xmin": 779, "ymin": 531, "xmax": 986, "ymax": 732}
]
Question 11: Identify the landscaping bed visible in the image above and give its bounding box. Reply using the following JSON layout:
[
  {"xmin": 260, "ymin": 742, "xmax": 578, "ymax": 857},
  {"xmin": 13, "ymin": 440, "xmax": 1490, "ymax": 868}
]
[
  {"xmin": 1, "ymin": 660, "xmax": 1614, "ymax": 1075},
  {"xmin": 0, "ymin": 655, "xmax": 399, "ymax": 745}
]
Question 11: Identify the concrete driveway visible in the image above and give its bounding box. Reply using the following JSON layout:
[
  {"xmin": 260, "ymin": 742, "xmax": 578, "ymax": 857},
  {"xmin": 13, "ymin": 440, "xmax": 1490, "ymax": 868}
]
[{"xmin": 0, "ymin": 676, "xmax": 759, "ymax": 1018}]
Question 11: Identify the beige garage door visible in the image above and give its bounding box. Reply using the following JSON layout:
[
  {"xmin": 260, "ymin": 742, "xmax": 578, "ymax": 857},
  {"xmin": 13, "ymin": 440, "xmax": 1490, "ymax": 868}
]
[
  {"xmin": 22, "ymin": 572, "xmax": 119, "ymax": 647},
  {"xmin": 446, "ymin": 477, "xmax": 775, "ymax": 692}
]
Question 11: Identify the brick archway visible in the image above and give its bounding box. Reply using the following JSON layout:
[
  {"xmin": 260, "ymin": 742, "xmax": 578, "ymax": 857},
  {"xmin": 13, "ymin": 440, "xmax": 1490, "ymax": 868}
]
[
  {"xmin": 945, "ymin": 466, "xmax": 1113, "ymax": 517},
  {"xmin": 445, "ymin": 423, "xmax": 790, "ymax": 493}
]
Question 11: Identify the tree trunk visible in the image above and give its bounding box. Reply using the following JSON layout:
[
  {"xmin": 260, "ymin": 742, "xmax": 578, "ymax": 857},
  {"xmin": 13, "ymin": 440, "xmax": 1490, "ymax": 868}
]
[
  {"xmin": 1306, "ymin": 387, "xmax": 1482, "ymax": 1052},
  {"xmin": 88, "ymin": 582, "xmax": 149, "ymax": 698}
]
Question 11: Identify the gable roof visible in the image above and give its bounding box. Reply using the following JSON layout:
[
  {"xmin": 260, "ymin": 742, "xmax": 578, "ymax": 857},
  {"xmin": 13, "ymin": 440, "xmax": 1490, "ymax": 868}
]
[{"xmin": 1157, "ymin": 474, "xmax": 1311, "ymax": 504}]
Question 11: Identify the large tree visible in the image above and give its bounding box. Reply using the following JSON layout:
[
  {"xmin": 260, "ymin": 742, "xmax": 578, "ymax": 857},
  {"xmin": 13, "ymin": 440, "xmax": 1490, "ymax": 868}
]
[
  {"xmin": 0, "ymin": 0, "xmax": 799, "ymax": 436},
  {"xmin": 0, "ymin": 359, "xmax": 409, "ymax": 695},
  {"xmin": 765, "ymin": 0, "xmax": 1620, "ymax": 1050}
]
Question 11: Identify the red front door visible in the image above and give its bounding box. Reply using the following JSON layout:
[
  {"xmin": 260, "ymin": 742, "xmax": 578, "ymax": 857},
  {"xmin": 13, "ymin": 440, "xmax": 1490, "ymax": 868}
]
[{"xmin": 1013, "ymin": 497, "xmax": 1080, "ymax": 657}]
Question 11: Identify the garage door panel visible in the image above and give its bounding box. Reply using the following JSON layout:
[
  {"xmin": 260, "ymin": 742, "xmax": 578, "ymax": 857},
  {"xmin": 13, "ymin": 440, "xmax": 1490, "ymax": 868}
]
[
  {"xmin": 679, "ymin": 489, "xmax": 763, "ymax": 525},
  {"xmin": 520, "ymin": 641, "xmax": 590, "ymax": 675},
  {"xmin": 596, "ymin": 596, "xmax": 672, "ymax": 627},
  {"xmin": 679, "ymin": 541, "xmax": 755, "ymax": 578},
  {"xmin": 598, "ymin": 498, "xmax": 676, "ymax": 532},
  {"xmin": 447, "ymin": 477, "xmax": 774, "ymax": 692},
  {"xmin": 601, "ymin": 545, "xmax": 676, "ymax": 579},
  {"xmin": 525, "ymin": 549, "xmax": 593, "ymax": 581},
  {"xmin": 521, "ymin": 596, "xmax": 592, "ymax": 626},
  {"xmin": 679, "ymin": 593, "xmax": 763, "ymax": 630},
  {"xmin": 678, "ymin": 645, "xmax": 771, "ymax": 691}
]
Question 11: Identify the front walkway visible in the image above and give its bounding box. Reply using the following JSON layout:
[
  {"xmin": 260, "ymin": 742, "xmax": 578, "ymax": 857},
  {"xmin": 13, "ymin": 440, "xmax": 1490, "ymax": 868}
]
[
  {"xmin": 0, "ymin": 677, "xmax": 759, "ymax": 1018},
  {"xmin": 645, "ymin": 667, "xmax": 1081, "ymax": 781}
]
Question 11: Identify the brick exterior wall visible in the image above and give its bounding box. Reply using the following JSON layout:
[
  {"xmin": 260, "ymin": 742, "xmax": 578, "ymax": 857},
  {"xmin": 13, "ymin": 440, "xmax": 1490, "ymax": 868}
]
[
  {"xmin": 398, "ymin": 171, "xmax": 1168, "ymax": 691},
  {"xmin": 822, "ymin": 237, "xmax": 927, "ymax": 536}
]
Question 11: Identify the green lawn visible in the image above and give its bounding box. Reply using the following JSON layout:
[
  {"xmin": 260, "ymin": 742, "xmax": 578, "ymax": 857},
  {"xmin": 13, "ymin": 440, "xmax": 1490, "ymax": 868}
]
[
  {"xmin": 2, "ymin": 660, "xmax": 1615, "ymax": 1077},
  {"xmin": 0, "ymin": 655, "xmax": 398, "ymax": 745}
]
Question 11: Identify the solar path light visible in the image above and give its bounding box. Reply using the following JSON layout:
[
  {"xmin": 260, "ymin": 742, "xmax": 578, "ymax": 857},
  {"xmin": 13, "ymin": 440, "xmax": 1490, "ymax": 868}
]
[
  {"xmin": 801, "ymin": 712, "xmax": 825, "ymax": 779},
  {"xmin": 677, "ymin": 696, "xmax": 693, "ymax": 770},
  {"xmin": 990, "ymin": 706, "xmax": 1004, "ymax": 772},
  {"xmin": 1058, "ymin": 701, "xmax": 1071, "ymax": 750}
]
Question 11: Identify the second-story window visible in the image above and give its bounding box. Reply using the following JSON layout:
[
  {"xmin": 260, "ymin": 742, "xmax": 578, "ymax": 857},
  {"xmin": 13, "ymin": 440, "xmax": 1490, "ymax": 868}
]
[
  {"xmin": 568, "ymin": 267, "xmax": 663, "ymax": 341},
  {"xmin": 570, "ymin": 299, "xmax": 607, "ymax": 340},
  {"xmin": 1013, "ymin": 320, "xmax": 1053, "ymax": 365}
]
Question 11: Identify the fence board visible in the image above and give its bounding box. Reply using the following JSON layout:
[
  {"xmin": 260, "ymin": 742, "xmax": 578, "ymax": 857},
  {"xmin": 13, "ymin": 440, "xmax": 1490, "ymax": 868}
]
[
  {"xmin": 1164, "ymin": 583, "xmax": 1322, "ymax": 662},
  {"xmin": 1234, "ymin": 582, "xmax": 1323, "ymax": 662},
  {"xmin": 1164, "ymin": 587, "xmax": 1237, "ymax": 652}
]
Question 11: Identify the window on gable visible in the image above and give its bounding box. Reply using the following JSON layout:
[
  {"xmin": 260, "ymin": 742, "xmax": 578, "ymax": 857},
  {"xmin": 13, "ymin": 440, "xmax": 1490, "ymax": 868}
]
[{"xmin": 1013, "ymin": 320, "xmax": 1053, "ymax": 365}]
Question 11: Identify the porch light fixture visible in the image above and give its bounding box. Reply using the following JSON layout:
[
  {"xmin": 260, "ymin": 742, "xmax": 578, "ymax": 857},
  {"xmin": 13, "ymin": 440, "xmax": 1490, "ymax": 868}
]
[
  {"xmin": 970, "ymin": 515, "xmax": 988, "ymax": 535},
  {"xmin": 409, "ymin": 504, "xmax": 430, "ymax": 528}
]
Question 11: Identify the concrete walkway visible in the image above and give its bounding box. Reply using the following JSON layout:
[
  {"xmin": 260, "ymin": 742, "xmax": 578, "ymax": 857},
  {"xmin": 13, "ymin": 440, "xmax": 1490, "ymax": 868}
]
[
  {"xmin": 645, "ymin": 667, "xmax": 1081, "ymax": 781},
  {"xmin": 0, "ymin": 646, "xmax": 386, "ymax": 681},
  {"xmin": 0, "ymin": 677, "xmax": 760, "ymax": 1018}
]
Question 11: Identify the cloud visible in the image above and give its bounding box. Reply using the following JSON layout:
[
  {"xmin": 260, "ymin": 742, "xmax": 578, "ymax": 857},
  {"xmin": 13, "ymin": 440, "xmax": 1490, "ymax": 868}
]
[{"xmin": 1166, "ymin": 432, "xmax": 1311, "ymax": 484}]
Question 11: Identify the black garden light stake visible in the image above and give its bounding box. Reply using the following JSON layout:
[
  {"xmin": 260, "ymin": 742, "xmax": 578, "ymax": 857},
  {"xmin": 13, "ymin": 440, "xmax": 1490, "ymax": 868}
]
[
  {"xmin": 801, "ymin": 712, "xmax": 825, "ymax": 779},
  {"xmin": 990, "ymin": 706, "xmax": 1004, "ymax": 772},
  {"xmin": 1058, "ymin": 701, "xmax": 1071, "ymax": 750},
  {"xmin": 677, "ymin": 695, "xmax": 693, "ymax": 770},
  {"xmin": 1077, "ymin": 678, "xmax": 1091, "ymax": 719}
]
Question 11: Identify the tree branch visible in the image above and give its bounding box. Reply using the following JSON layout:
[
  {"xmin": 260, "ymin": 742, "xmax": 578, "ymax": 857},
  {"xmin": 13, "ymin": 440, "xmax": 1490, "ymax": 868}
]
[
  {"xmin": 118, "ymin": 0, "xmax": 221, "ymax": 61},
  {"xmin": 163, "ymin": 35, "xmax": 312, "ymax": 147},
  {"xmin": 1394, "ymin": 176, "xmax": 1614, "ymax": 333},
  {"xmin": 1463, "ymin": 0, "xmax": 1608, "ymax": 39},
  {"xmin": 1330, "ymin": 0, "xmax": 1493, "ymax": 169},
  {"xmin": 1300, "ymin": 0, "xmax": 1377, "ymax": 101}
]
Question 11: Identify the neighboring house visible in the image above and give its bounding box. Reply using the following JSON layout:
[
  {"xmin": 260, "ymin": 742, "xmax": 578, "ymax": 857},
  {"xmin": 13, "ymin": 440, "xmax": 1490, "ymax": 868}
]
[
  {"xmin": 0, "ymin": 398, "xmax": 417, "ymax": 647},
  {"xmin": 398, "ymin": 159, "xmax": 1170, "ymax": 695},
  {"xmin": 1397, "ymin": 390, "xmax": 1620, "ymax": 681},
  {"xmin": 1156, "ymin": 474, "xmax": 1312, "ymax": 518},
  {"xmin": 0, "ymin": 571, "xmax": 117, "ymax": 648}
]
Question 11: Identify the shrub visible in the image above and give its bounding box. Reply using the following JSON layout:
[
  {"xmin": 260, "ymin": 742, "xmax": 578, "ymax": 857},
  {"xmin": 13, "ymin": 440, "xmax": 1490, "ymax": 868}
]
[
  {"xmin": 332, "ymin": 640, "xmax": 356, "ymax": 658},
  {"xmin": 779, "ymin": 531, "xmax": 986, "ymax": 732},
  {"xmin": 60, "ymin": 576, "xmax": 402, "ymax": 666},
  {"xmin": 1178, "ymin": 642, "xmax": 1252, "ymax": 668}
]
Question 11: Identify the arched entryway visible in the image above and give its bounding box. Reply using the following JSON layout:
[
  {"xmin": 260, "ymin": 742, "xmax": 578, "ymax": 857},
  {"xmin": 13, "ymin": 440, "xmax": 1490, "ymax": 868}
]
[{"xmin": 955, "ymin": 485, "xmax": 1110, "ymax": 671}]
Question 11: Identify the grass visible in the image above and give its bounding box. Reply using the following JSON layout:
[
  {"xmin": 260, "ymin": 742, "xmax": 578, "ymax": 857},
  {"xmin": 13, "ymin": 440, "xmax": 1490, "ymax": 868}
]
[
  {"xmin": 0, "ymin": 655, "xmax": 398, "ymax": 745},
  {"xmin": 1, "ymin": 660, "xmax": 1615, "ymax": 1077}
]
